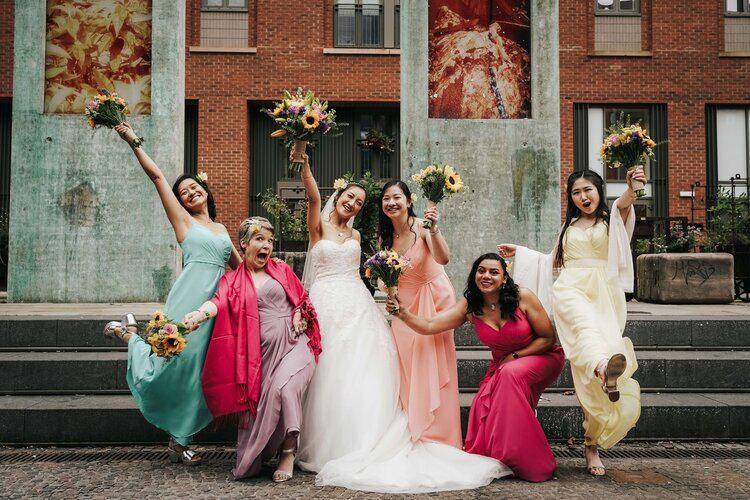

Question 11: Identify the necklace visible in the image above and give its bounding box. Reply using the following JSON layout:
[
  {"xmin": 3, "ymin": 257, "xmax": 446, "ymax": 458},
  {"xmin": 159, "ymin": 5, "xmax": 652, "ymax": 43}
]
[
  {"xmin": 490, "ymin": 303, "xmax": 496, "ymax": 311},
  {"xmin": 394, "ymin": 220, "xmax": 410, "ymax": 239}
]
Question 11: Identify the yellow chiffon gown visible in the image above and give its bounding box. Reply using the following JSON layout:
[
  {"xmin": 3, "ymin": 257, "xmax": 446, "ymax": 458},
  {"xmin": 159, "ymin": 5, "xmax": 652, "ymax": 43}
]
[{"xmin": 551, "ymin": 221, "xmax": 641, "ymax": 448}]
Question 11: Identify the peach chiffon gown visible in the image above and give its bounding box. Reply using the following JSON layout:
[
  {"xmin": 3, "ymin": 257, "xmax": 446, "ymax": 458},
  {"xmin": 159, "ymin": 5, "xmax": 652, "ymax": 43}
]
[{"xmin": 391, "ymin": 237, "xmax": 462, "ymax": 447}]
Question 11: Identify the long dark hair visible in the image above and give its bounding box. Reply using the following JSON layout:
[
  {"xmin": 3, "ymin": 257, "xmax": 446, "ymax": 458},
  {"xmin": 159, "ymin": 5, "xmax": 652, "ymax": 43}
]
[
  {"xmin": 554, "ymin": 170, "xmax": 609, "ymax": 268},
  {"xmin": 464, "ymin": 253, "xmax": 520, "ymax": 320},
  {"xmin": 377, "ymin": 180, "xmax": 418, "ymax": 250},
  {"xmin": 172, "ymin": 174, "xmax": 217, "ymax": 221}
]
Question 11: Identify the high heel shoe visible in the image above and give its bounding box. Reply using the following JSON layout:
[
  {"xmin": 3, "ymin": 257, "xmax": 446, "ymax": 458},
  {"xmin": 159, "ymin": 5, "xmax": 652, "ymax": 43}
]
[
  {"xmin": 167, "ymin": 438, "xmax": 202, "ymax": 466},
  {"xmin": 103, "ymin": 313, "xmax": 138, "ymax": 343},
  {"xmin": 601, "ymin": 354, "xmax": 626, "ymax": 402},
  {"xmin": 273, "ymin": 448, "xmax": 295, "ymax": 483}
]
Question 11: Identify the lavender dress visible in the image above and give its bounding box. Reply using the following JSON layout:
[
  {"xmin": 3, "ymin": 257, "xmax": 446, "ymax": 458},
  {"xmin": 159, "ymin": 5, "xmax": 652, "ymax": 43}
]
[{"xmin": 233, "ymin": 278, "xmax": 316, "ymax": 479}]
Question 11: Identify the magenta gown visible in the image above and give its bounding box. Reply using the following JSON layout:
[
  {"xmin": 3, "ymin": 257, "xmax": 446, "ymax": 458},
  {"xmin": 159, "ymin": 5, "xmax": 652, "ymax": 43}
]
[{"xmin": 465, "ymin": 309, "xmax": 565, "ymax": 482}]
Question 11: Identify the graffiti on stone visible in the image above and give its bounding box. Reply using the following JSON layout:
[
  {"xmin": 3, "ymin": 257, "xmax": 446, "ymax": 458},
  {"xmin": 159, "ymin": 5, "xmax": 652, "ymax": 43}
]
[{"xmin": 671, "ymin": 259, "xmax": 716, "ymax": 285}]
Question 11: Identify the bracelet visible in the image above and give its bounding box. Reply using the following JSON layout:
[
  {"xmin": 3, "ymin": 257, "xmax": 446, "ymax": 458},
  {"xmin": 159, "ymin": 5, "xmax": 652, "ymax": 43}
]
[
  {"xmin": 430, "ymin": 227, "xmax": 440, "ymax": 235},
  {"xmin": 203, "ymin": 310, "xmax": 211, "ymax": 319},
  {"xmin": 129, "ymin": 137, "xmax": 144, "ymax": 150}
]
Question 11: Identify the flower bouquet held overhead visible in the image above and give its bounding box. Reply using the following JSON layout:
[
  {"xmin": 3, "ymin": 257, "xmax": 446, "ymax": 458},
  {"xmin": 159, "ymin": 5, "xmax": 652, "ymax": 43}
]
[
  {"xmin": 411, "ymin": 164, "xmax": 466, "ymax": 228},
  {"xmin": 599, "ymin": 113, "xmax": 661, "ymax": 198},
  {"xmin": 364, "ymin": 250, "xmax": 410, "ymax": 314},
  {"xmin": 263, "ymin": 88, "xmax": 346, "ymax": 173},
  {"xmin": 84, "ymin": 88, "xmax": 143, "ymax": 147}
]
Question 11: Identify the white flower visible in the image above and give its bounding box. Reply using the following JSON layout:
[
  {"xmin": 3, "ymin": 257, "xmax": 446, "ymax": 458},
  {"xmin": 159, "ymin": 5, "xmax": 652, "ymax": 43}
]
[
  {"xmin": 196, "ymin": 171, "xmax": 208, "ymax": 183},
  {"xmin": 333, "ymin": 178, "xmax": 347, "ymax": 191}
]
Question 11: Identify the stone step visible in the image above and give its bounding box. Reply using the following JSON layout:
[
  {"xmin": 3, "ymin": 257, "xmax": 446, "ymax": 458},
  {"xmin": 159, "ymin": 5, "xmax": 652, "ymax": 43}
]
[
  {"xmin": 2, "ymin": 349, "xmax": 749, "ymax": 395},
  {"xmin": 2, "ymin": 316, "xmax": 749, "ymax": 350},
  {"xmin": 456, "ymin": 349, "xmax": 750, "ymax": 391},
  {"xmin": 454, "ymin": 318, "xmax": 750, "ymax": 349},
  {"xmin": 1, "ymin": 392, "xmax": 747, "ymax": 444}
]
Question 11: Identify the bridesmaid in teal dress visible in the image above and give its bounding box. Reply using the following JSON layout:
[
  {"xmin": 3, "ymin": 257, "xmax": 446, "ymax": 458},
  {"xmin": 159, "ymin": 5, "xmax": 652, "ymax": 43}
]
[{"xmin": 107, "ymin": 123, "xmax": 242, "ymax": 464}]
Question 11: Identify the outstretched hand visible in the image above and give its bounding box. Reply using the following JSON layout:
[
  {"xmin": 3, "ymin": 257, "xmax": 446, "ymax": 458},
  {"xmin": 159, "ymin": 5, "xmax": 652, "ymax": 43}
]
[
  {"xmin": 114, "ymin": 122, "xmax": 138, "ymax": 144},
  {"xmin": 626, "ymin": 166, "xmax": 647, "ymax": 190},
  {"xmin": 293, "ymin": 309, "xmax": 308, "ymax": 336},
  {"xmin": 385, "ymin": 295, "xmax": 402, "ymax": 316},
  {"xmin": 424, "ymin": 205, "xmax": 440, "ymax": 229},
  {"xmin": 182, "ymin": 310, "xmax": 204, "ymax": 332},
  {"xmin": 497, "ymin": 244, "xmax": 517, "ymax": 259}
]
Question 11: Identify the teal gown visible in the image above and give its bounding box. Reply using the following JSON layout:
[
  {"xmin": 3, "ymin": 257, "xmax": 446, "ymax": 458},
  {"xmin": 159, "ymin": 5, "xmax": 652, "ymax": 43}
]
[{"xmin": 127, "ymin": 221, "xmax": 232, "ymax": 445}]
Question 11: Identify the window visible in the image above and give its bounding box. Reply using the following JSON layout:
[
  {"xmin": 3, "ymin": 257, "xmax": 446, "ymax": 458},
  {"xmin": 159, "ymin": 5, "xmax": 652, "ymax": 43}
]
[
  {"xmin": 334, "ymin": 0, "xmax": 400, "ymax": 48},
  {"xmin": 202, "ymin": 0, "xmax": 248, "ymax": 11},
  {"xmin": 727, "ymin": 1, "xmax": 750, "ymax": 15},
  {"xmin": 594, "ymin": 0, "xmax": 642, "ymax": 52},
  {"xmin": 574, "ymin": 104, "xmax": 668, "ymax": 218},
  {"xmin": 715, "ymin": 108, "xmax": 749, "ymax": 194},
  {"xmin": 595, "ymin": 0, "xmax": 640, "ymax": 15},
  {"xmin": 725, "ymin": 1, "xmax": 750, "ymax": 52},
  {"xmin": 200, "ymin": 0, "xmax": 249, "ymax": 47}
]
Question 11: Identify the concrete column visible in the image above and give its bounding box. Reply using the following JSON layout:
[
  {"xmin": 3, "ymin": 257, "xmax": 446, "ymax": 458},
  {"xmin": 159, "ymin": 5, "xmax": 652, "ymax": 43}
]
[
  {"xmin": 8, "ymin": 2, "xmax": 185, "ymax": 302},
  {"xmin": 400, "ymin": 1, "xmax": 561, "ymax": 290}
]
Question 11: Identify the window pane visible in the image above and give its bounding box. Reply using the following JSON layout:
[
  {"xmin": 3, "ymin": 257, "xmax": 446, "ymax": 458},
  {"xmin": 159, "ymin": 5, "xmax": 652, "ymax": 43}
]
[
  {"xmin": 597, "ymin": 0, "xmax": 615, "ymax": 11},
  {"xmin": 362, "ymin": 4, "xmax": 383, "ymax": 46},
  {"xmin": 204, "ymin": 0, "xmax": 224, "ymax": 7},
  {"xmin": 336, "ymin": 6, "xmax": 356, "ymax": 46},
  {"xmin": 394, "ymin": 5, "xmax": 400, "ymax": 48},
  {"xmin": 619, "ymin": 0, "xmax": 635, "ymax": 11},
  {"xmin": 227, "ymin": 0, "xmax": 247, "ymax": 7},
  {"xmin": 716, "ymin": 109, "xmax": 748, "ymax": 183},
  {"xmin": 726, "ymin": 0, "xmax": 741, "ymax": 12}
]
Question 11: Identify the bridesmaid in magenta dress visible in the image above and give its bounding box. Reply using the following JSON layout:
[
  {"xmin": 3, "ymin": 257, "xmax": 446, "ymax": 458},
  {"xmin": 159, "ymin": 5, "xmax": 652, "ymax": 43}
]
[{"xmin": 387, "ymin": 252, "xmax": 565, "ymax": 482}]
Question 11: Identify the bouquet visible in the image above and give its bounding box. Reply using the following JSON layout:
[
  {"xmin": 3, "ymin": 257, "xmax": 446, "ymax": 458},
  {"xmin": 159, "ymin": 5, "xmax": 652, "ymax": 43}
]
[
  {"xmin": 263, "ymin": 88, "xmax": 345, "ymax": 173},
  {"xmin": 364, "ymin": 250, "xmax": 410, "ymax": 314},
  {"xmin": 84, "ymin": 89, "xmax": 130, "ymax": 129},
  {"xmin": 145, "ymin": 310, "xmax": 191, "ymax": 360},
  {"xmin": 411, "ymin": 164, "xmax": 466, "ymax": 228},
  {"xmin": 599, "ymin": 114, "xmax": 658, "ymax": 198}
]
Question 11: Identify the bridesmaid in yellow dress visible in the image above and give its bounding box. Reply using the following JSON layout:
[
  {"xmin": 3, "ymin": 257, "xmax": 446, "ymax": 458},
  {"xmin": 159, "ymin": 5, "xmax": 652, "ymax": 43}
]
[
  {"xmin": 378, "ymin": 180, "xmax": 462, "ymax": 448},
  {"xmin": 498, "ymin": 167, "xmax": 647, "ymax": 476}
]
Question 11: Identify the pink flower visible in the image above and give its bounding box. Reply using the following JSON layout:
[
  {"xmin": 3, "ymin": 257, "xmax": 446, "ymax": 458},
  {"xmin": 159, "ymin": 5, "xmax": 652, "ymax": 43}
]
[{"xmin": 162, "ymin": 323, "xmax": 177, "ymax": 335}]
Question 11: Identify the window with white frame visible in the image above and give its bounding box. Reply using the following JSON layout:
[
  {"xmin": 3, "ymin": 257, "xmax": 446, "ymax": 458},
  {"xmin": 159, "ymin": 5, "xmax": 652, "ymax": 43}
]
[
  {"xmin": 716, "ymin": 108, "xmax": 749, "ymax": 195},
  {"xmin": 594, "ymin": 0, "xmax": 642, "ymax": 52},
  {"xmin": 725, "ymin": 1, "xmax": 750, "ymax": 52},
  {"xmin": 334, "ymin": 0, "xmax": 399, "ymax": 48},
  {"xmin": 200, "ymin": 0, "xmax": 249, "ymax": 47}
]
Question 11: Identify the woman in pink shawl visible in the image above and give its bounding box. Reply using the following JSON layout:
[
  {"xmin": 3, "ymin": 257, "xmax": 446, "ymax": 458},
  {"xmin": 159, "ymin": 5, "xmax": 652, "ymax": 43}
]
[{"xmin": 184, "ymin": 217, "xmax": 321, "ymax": 482}]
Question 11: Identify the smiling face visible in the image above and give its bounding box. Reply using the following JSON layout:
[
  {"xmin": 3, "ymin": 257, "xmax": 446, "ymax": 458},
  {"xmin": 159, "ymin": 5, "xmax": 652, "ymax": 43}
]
[
  {"xmin": 335, "ymin": 185, "xmax": 366, "ymax": 221},
  {"xmin": 474, "ymin": 259, "xmax": 505, "ymax": 294},
  {"xmin": 242, "ymin": 227, "xmax": 275, "ymax": 271},
  {"xmin": 177, "ymin": 178, "xmax": 208, "ymax": 214},
  {"xmin": 570, "ymin": 177, "xmax": 600, "ymax": 216},
  {"xmin": 381, "ymin": 184, "xmax": 411, "ymax": 220}
]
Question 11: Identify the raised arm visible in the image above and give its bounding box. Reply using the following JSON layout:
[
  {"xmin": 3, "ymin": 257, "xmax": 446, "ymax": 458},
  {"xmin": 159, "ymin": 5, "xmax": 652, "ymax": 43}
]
[
  {"xmin": 299, "ymin": 152, "xmax": 322, "ymax": 245},
  {"xmin": 421, "ymin": 205, "xmax": 451, "ymax": 265},
  {"xmin": 388, "ymin": 296, "xmax": 468, "ymax": 335},
  {"xmin": 513, "ymin": 288, "xmax": 556, "ymax": 357},
  {"xmin": 115, "ymin": 123, "xmax": 191, "ymax": 241}
]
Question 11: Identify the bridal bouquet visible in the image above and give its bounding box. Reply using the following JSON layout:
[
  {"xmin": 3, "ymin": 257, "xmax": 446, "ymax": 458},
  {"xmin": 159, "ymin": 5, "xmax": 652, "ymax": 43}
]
[
  {"xmin": 84, "ymin": 89, "xmax": 131, "ymax": 129},
  {"xmin": 263, "ymin": 88, "xmax": 345, "ymax": 173},
  {"xmin": 599, "ymin": 114, "xmax": 658, "ymax": 198},
  {"xmin": 364, "ymin": 250, "xmax": 410, "ymax": 314},
  {"xmin": 411, "ymin": 164, "xmax": 466, "ymax": 228},
  {"xmin": 145, "ymin": 310, "xmax": 191, "ymax": 360}
]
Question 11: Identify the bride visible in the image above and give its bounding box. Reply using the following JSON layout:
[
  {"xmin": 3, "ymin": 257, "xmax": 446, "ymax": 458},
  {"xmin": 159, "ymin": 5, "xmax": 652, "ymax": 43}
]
[{"xmin": 294, "ymin": 151, "xmax": 509, "ymax": 493}]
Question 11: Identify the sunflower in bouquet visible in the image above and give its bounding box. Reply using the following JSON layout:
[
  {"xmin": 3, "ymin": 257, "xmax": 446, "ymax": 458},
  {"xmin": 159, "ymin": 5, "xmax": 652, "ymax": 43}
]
[
  {"xmin": 364, "ymin": 250, "xmax": 410, "ymax": 314},
  {"xmin": 263, "ymin": 88, "xmax": 346, "ymax": 173},
  {"xmin": 411, "ymin": 164, "xmax": 466, "ymax": 228},
  {"xmin": 145, "ymin": 310, "xmax": 191, "ymax": 360}
]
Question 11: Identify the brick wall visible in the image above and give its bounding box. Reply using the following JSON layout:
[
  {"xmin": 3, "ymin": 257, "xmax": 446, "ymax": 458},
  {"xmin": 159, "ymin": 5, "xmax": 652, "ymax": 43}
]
[
  {"xmin": 561, "ymin": 0, "xmax": 750, "ymax": 220},
  {"xmin": 186, "ymin": 0, "xmax": 400, "ymax": 241},
  {"xmin": 0, "ymin": 1, "xmax": 13, "ymax": 98}
]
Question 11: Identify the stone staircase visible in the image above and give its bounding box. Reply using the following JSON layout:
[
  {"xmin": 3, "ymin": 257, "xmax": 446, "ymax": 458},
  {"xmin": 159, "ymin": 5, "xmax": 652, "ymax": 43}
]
[{"xmin": 0, "ymin": 309, "xmax": 749, "ymax": 444}]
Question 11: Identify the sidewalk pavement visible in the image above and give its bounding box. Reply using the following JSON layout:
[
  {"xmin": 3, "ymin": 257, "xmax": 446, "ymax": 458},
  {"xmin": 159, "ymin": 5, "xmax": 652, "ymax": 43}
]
[{"xmin": 1, "ymin": 443, "xmax": 749, "ymax": 499}]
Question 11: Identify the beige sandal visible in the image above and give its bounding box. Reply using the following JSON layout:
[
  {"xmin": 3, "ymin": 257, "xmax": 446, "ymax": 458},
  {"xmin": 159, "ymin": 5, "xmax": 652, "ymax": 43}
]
[
  {"xmin": 601, "ymin": 354, "xmax": 626, "ymax": 402},
  {"xmin": 168, "ymin": 438, "xmax": 202, "ymax": 466},
  {"xmin": 273, "ymin": 448, "xmax": 295, "ymax": 483}
]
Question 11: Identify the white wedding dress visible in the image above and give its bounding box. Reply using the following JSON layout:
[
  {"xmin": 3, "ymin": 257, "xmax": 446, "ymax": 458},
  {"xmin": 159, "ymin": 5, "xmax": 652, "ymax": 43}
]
[{"xmin": 296, "ymin": 238, "xmax": 510, "ymax": 494}]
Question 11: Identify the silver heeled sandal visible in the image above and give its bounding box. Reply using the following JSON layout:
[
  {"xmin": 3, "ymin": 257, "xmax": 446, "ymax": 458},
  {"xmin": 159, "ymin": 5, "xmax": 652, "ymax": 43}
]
[
  {"xmin": 103, "ymin": 313, "xmax": 138, "ymax": 343},
  {"xmin": 273, "ymin": 448, "xmax": 295, "ymax": 483},
  {"xmin": 168, "ymin": 438, "xmax": 202, "ymax": 466}
]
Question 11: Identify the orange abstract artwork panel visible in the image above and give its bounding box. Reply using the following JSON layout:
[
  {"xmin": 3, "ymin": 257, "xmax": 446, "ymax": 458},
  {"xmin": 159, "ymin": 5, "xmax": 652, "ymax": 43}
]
[
  {"xmin": 428, "ymin": 0, "xmax": 531, "ymax": 119},
  {"xmin": 44, "ymin": 0, "xmax": 152, "ymax": 114}
]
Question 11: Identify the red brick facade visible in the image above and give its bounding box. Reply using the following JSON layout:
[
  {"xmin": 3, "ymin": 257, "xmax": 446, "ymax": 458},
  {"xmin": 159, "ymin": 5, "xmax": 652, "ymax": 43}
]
[{"xmin": 2, "ymin": 1, "xmax": 749, "ymax": 234}]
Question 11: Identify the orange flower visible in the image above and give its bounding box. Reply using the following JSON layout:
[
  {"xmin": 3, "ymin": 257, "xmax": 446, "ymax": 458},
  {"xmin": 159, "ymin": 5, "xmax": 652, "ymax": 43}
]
[
  {"xmin": 302, "ymin": 110, "xmax": 320, "ymax": 130},
  {"xmin": 270, "ymin": 129, "xmax": 287, "ymax": 138},
  {"xmin": 365, "ymin": 267, "xmax": 371, "ymax": 278},
  {"xmin": 163, "ymin": 333, "xmax": 185, "ymax": 354}
]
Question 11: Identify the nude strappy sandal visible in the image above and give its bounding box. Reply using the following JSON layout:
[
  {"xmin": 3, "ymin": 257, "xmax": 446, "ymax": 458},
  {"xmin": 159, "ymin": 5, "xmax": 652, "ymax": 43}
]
[{"xmin": 273, "ymin": 448, "xmax": 295, "ymax": 483}]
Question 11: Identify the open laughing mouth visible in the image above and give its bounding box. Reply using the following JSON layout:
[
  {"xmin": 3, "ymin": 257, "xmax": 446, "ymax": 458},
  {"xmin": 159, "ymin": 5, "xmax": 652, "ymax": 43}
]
[
  {"xmin": 256, "ymin": 251, "xmax": 269, "ymax": 261},
  {"xmin": 582, "ymin": 200, "xmax": 592, "ymax": 209},
  {"xmin": 342, "ymin": 204, "xmax": 354, "ymax": 214}
]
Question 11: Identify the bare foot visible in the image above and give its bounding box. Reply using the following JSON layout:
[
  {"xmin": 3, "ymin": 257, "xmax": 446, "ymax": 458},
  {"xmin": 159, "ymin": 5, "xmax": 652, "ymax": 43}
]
[{"xmin": 585, "ymin": 445, "xmax": 605, "ymax": 476}]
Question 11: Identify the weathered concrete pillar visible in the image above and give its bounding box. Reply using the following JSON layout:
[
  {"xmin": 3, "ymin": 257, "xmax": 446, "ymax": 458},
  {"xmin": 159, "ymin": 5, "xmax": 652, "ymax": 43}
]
[
  {"xmin": 401, "ymin": 1, "xmax": 561, "ymax": 290},
  {"xmin": 9, "ymin": 2, "xmax": 184, "ymax": 302}
]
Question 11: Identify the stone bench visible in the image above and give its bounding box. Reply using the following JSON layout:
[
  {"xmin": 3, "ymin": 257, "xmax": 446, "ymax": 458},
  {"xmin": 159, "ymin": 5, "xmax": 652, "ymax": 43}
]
[{"xmin": 636, "ymin": 253, "xmax": 734, "ymax": 304}]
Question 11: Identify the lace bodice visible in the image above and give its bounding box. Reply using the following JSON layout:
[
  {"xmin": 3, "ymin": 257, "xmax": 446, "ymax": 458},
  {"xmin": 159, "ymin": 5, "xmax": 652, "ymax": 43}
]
[{"xmin": 307, "ymin": 239, "xmax": 362, "ymax": 283}]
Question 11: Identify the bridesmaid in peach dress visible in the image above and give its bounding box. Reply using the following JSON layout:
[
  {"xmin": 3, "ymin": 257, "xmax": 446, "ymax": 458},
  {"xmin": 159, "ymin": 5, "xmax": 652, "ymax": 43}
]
[{"xmin": 377, "ymin": 180, "xmax": 462, "ymax": 448}]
